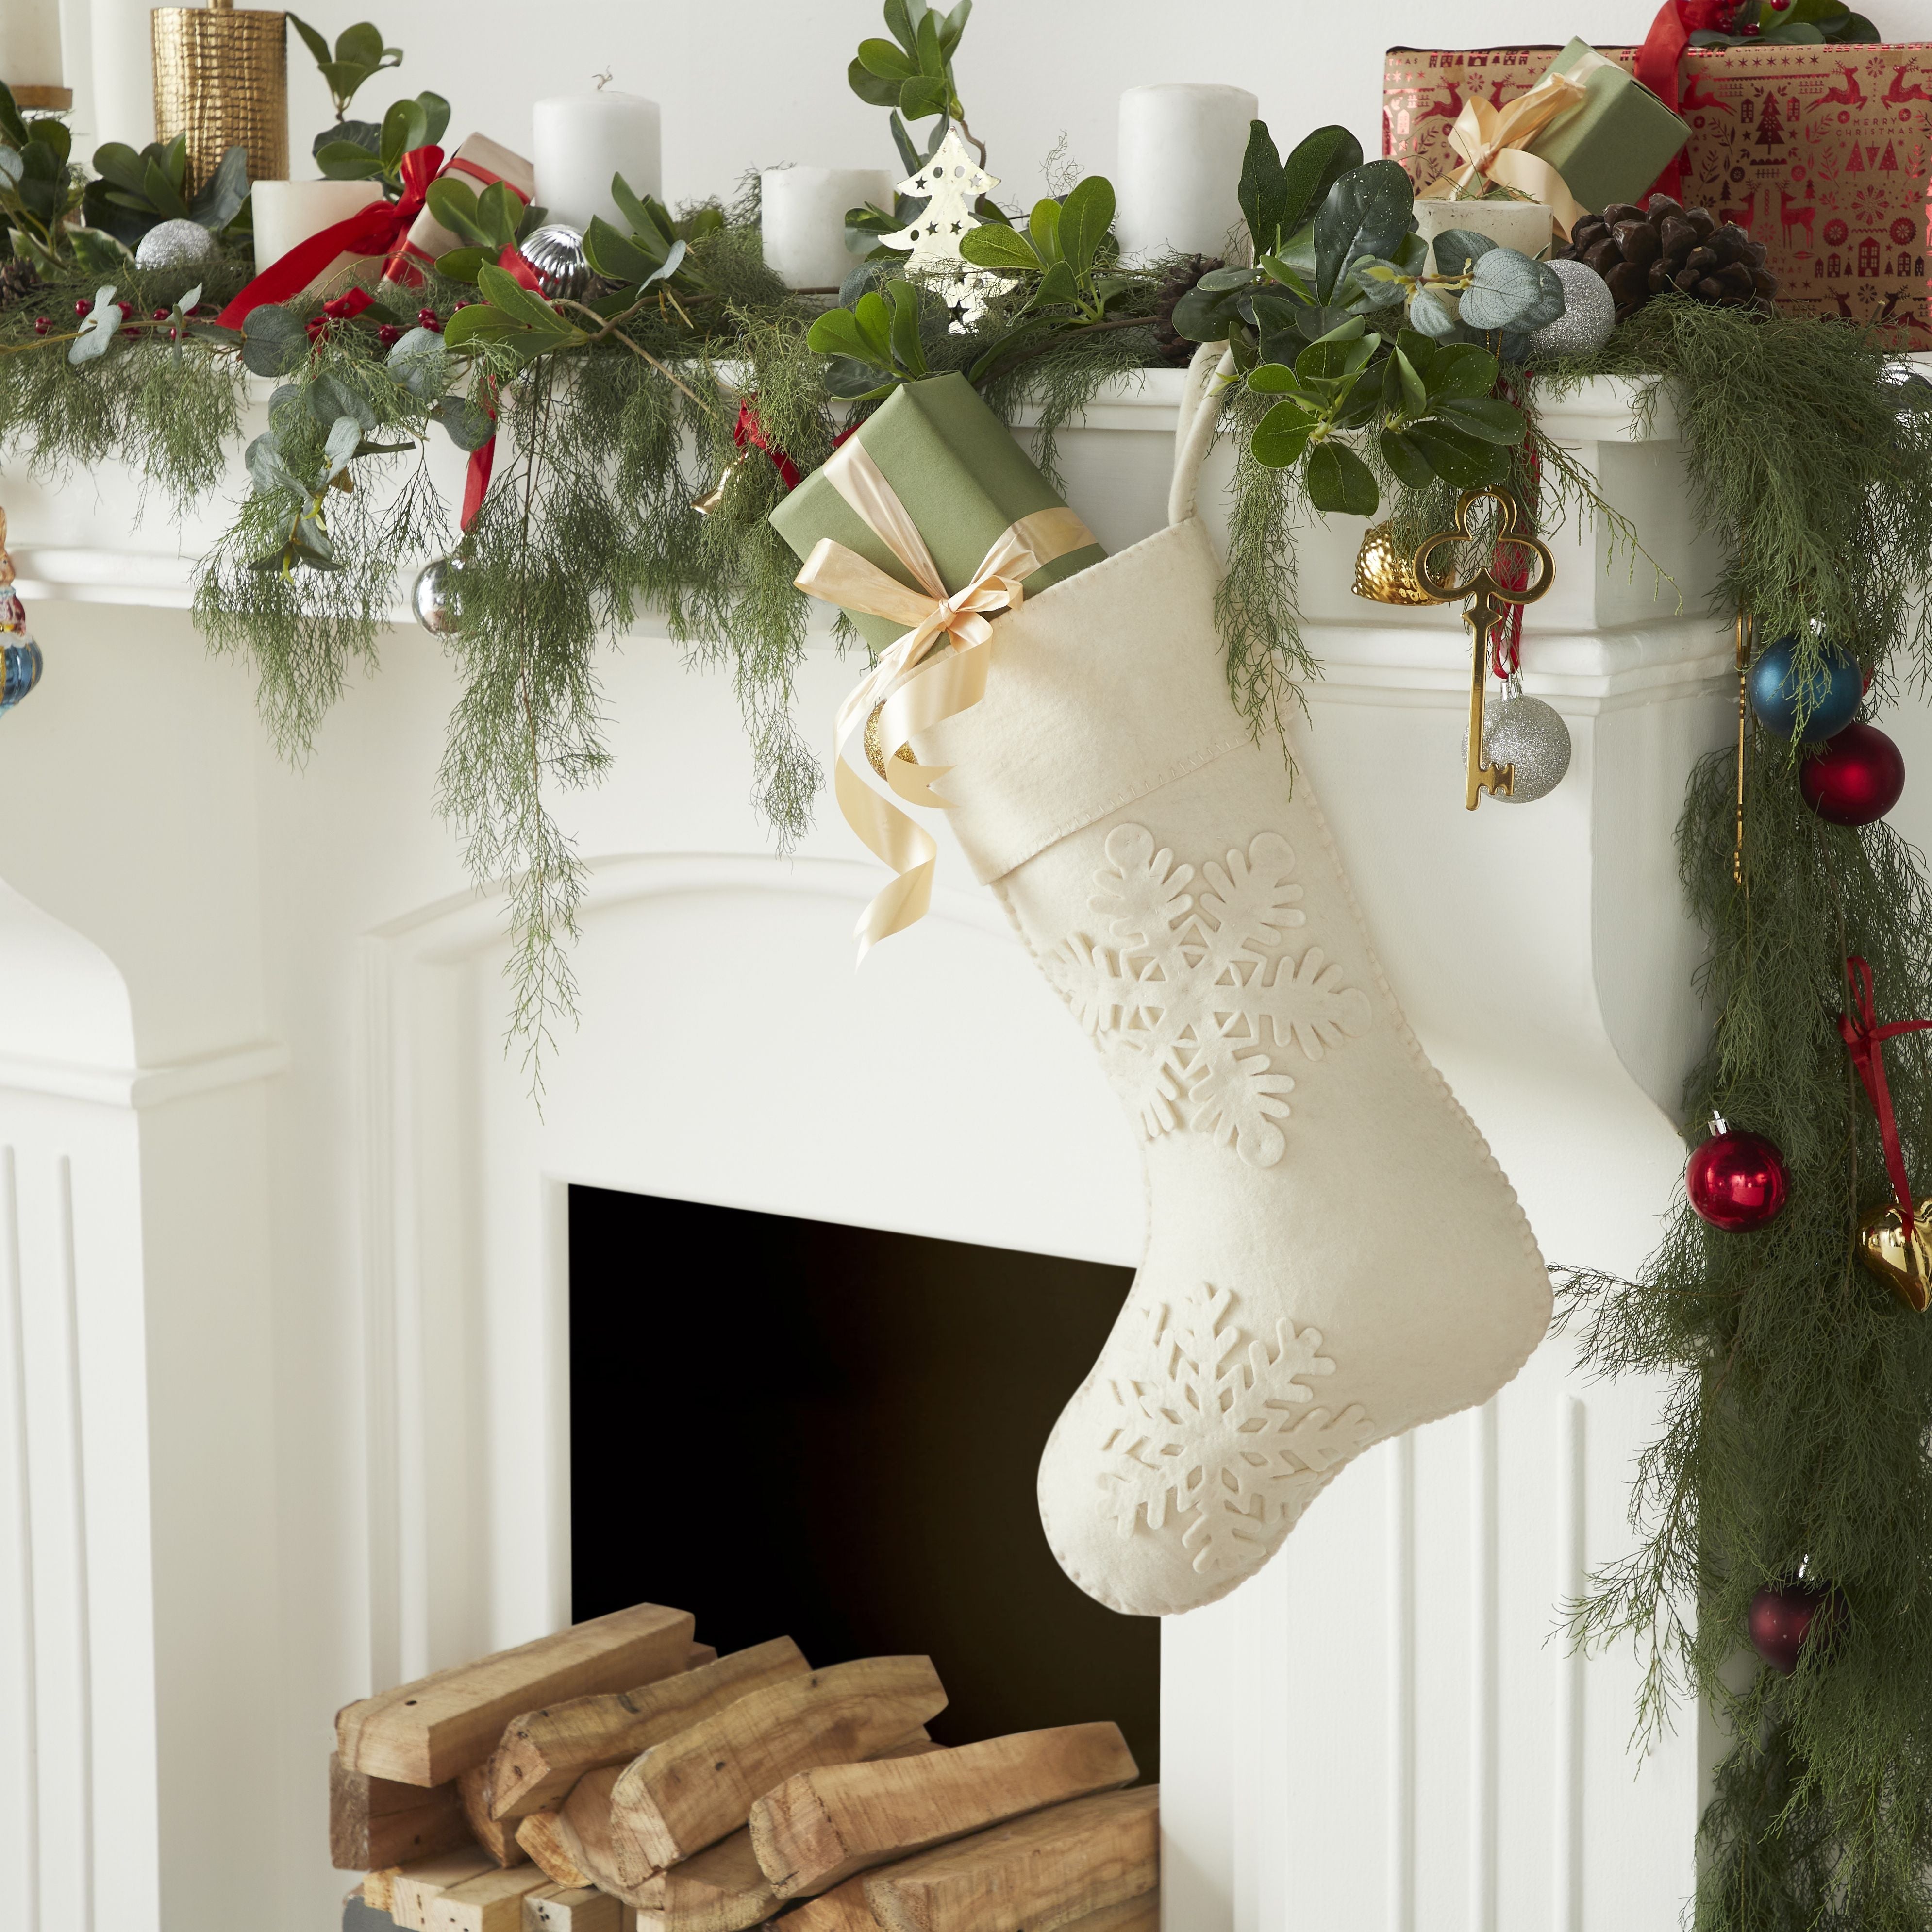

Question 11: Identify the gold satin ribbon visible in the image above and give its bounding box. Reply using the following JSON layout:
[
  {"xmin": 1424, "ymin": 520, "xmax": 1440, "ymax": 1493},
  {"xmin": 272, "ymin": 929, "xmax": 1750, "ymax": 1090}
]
[
  {"xmin": 1417, "ymin": 67, "xmax": 1591, "ymax": 240},
  {"xmin": 793, "ymin": 436, "xmax": 1096, "ymax": 959}
]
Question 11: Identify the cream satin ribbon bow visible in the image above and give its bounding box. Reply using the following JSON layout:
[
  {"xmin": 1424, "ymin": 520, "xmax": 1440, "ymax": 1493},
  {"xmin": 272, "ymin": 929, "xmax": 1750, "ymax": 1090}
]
[
  {"xmin": 793, "ymin": 436, "xmax": 1095, "ymax": 959},
  {"xmin": 1417, "ymin": 67, "xmax": 1591, "ymax": 240}
]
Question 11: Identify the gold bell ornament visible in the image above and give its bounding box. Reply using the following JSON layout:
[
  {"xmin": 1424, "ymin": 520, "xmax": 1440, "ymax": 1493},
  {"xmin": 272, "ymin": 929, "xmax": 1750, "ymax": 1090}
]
[
  {"xmin": 150, "ymin": 0, "xmax": 289, "ymax": 191},
  {"xmin": 1859, "ymin": 1199, "xmax": 1932, "ymax": 1313},
  {"xmin": 1350, "ymin": 522, "xmax": 1443, "ymax": 607}
]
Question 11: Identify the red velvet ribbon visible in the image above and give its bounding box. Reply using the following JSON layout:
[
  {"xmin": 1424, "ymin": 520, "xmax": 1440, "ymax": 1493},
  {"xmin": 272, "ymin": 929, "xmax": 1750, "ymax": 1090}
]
[
  {"xmin": 460, "ymin": 375, "xmax": 500, "ymax": 533},
  {"xmin": 217, "ymin": 147, "xmax": 446, "ymax": 330},
  {"xmin": 1635, "ymin": 0, "xmax": 1727, "ymax": 199},
  {"xmin": 1839, "ymin": 954, "xmax": 1932, "ymax": 1236},
  {"xmin": 381, "ymin": 153, "xmax": 530, "ymax": 289},
  {"xmin": 735, "ymin": 400, "xmax": 802, "ymax": 490}
]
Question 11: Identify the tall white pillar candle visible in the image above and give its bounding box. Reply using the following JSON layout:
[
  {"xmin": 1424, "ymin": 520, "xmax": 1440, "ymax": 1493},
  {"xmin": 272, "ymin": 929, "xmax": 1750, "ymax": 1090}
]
[
  {"xmin": 533, "ymin": 89, "xmax": 661, "ymax": 236},
  {"xmin": 760, "ymin": 166, "xmax": 895, "ymax": 289},
  {"xmin": 251, "ymin": 180, "xmax": 384, "ymax": 289},
  {"xmin": 1115, "ymin": 83, "xmax": 1258, "ymax": 263},
  {"xmin": 0, "ymin": 0, "xmax": 63, "ymax": 88}
]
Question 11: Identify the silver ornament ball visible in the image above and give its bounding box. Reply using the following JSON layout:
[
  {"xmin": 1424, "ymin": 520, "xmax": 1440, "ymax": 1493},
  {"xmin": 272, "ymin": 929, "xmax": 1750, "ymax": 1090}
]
[
  {"xmin": 520, "ymin": 223, "xmax": 590, "ymax": 302},
  {"xmin": 412, "ymin": 555, "xmax": 465, "ymax": 635},
  {"xmin": 1482, "ymin": 677, "xmax": 1572, "ymax": 803},
  {"xmin": 135, "ymin": 217, "xmax": 219, "ymax": 275},
  {"xmin": 1525, "ymin": 257, "xmax": 1616, "ymax": 360}
]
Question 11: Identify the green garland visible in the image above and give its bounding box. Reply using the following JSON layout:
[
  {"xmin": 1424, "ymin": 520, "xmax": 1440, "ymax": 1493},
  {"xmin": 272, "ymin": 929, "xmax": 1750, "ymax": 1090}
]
[{"xmin": 1542, "ymin": 300, "xmax": 1932, "ymax": 1932}]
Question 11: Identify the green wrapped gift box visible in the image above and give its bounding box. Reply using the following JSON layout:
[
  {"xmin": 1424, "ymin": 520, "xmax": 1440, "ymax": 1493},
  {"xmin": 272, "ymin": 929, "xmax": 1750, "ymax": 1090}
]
[
  {"xmin": 1529, "ymin": 37, "xmax": 1690, "ymax": 217},
  {"xmin": 770, "ymin": 372, "xmax": 1107, "ymax": 656}
]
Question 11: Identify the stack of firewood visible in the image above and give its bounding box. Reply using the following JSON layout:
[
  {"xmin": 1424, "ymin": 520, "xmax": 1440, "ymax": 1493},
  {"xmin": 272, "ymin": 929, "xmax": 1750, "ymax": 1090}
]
[{"xmin": 333, "ymin": 1601, "xmax": 1159, "ymax": 1932}]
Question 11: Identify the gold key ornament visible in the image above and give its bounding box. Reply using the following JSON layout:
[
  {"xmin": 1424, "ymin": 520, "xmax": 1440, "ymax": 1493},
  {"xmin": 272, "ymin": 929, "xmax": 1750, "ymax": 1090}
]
[{"xmin": 1412, "ymin": 486, "xmax": 1554, "ymax": 811}]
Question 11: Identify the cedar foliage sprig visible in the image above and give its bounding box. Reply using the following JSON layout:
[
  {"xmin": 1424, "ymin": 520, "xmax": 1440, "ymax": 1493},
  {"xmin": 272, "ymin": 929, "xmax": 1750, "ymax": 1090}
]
[{"xmin": 1539, "ymin": 298, "xmax": 1932, "ymax": 1930}]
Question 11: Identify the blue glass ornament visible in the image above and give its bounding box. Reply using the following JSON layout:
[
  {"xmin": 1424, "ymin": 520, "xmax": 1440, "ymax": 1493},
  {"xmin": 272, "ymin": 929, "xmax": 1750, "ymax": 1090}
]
[
  {"xmin": 1748, "ymin": 634, "xmax": 1862, "ymax": 741},
  {"xmin": 0, "ymin": 635, "xmax": 42, "ymax": 713}
]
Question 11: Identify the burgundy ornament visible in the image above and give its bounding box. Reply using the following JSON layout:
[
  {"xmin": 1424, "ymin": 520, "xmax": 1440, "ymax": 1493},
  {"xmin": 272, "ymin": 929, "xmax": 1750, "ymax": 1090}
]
[
  {"xmin": 1801, "ymin": 721, "xmax": 1905, "ymax": 826},
  {"xmin": 1748, "ymin": 1578, "xmax": 1838, "ymax": 1674},
  {"xmin": 1687, "ymin": 1118, "xmax": 1789, "ymax": 1231}
]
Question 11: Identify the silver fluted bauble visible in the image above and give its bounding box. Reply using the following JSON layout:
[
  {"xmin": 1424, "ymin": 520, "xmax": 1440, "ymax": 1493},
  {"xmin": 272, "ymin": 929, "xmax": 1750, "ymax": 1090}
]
[
  {"xmin": 520, "ymin": 223, "xmax": 590, "ymax": 302},
  {"xmin": 412, "ymin": 555, "xmax": 465, "ymax": 635},
  {"xmin": 1482, "ymin": 676, "xmax": 1572, "ymax": 803},
  {"xmin": 1526, "ymin": 257, "xmax": 1616, "ymax": 360},
  {"xmin": 135, "ymin": 217, "xmax": 219, "ymax": 274}
]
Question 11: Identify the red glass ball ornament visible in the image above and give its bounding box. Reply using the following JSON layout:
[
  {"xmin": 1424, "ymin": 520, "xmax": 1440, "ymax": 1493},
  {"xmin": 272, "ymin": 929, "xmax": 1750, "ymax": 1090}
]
[
  {"xmin": 1687, "ymin": 1127, "xmax": 1789, "ymax": 1230},
  {"xmin": 1801, "ymin": 721, "xmax": 1905, "ymax": 826},
  {"xmin": 1748, "ymin": 1579, "xmax": 1837, "ymax": 1674}
]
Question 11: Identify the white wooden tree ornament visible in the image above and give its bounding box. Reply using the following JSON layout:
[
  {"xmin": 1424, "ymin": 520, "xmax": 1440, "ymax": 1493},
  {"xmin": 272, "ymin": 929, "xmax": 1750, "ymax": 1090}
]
[{"xmin": 880, "ymin": 127, "xmax": 1014, "ymax": 331}]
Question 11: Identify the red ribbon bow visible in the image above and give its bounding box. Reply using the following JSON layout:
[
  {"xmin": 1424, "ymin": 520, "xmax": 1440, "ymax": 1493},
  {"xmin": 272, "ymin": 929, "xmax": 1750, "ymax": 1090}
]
[
  {"xmin": 1635, "ymin": 0, "xmax": 1724, "ymax": 200},
  {"xmin": 217, "ymin": 146, "xmax": 447, "ymax": 330},
  {"xmin": 734, "ymin": 401, "xmax": 802, "ymax": 491},
  {"xmin": 1838, "ymin": 954, "xmax": 1932, "ymax": 1237}
]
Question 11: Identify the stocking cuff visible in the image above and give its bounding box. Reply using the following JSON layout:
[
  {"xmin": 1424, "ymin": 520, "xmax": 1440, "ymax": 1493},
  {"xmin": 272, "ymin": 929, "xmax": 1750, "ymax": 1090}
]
[{"xmin": 913, "ymin": 517, "xmax": 1248, "ymax": 885}]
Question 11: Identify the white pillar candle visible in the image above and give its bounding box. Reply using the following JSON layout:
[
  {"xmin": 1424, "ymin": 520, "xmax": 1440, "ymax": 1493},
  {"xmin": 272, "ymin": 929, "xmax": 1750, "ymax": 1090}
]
[
  {"xmin": 1115, "ymin": 83, "xmax": 1258, "ymax": 263},
  {"xmin": 533, "ymin": 89, "xmax": 661, "ymax": 236},
  {"xmin": 1413, "ymin": 198, "xmax": 1554, "ymax": 273},
  {"xmin": 0, "ymin": 0, "xmax": 62, "ymax": 89},
  {"xmin": 760, "ymin": 166, "xmax": 896, "ymax": 289},
  {"xmin": 251, "ymin": 180, "xmax": 385, "ymax": 290}
]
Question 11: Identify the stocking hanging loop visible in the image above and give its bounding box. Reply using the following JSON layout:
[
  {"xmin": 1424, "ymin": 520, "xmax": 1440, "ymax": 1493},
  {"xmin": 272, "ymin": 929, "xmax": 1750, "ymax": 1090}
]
[{"xmin": 1169, "ymin": 344, "xmax": 1237, "ymax": 530}]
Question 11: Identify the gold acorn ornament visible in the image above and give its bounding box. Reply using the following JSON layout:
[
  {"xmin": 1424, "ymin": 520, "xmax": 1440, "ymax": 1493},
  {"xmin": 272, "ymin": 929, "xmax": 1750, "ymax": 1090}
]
[
  {"xmin": 1858, "ymin": 1199, "xmax": 1932, "ymax": 1313},
  {"xmin": 1351, "ymin": 522, "xmax": 1443, "ymax": 606}
]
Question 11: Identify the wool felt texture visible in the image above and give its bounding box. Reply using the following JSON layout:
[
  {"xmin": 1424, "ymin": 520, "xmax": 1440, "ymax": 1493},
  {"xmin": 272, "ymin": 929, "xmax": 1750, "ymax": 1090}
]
[{"xmin": 911, "ymin": 346, "xmax": 1553, "ymax": 1617}]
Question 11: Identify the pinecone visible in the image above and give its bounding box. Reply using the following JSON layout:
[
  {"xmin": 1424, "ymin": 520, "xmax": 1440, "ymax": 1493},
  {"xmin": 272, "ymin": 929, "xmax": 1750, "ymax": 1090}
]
[
  {"xmin": 1152, "ymin": 253, "xmax": 1223, "ymax": 365},
  {"xmin": 0, "ymin": 257, "xmax": 40, "ymax": 314},
  {"xmin": 1558, "ymin": 195, "xmax": 1776, "ymax": 323}
]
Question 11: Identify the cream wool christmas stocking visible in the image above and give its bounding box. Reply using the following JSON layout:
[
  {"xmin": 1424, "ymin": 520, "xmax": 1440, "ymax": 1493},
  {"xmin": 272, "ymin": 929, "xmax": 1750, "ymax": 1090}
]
[{"xmin": 908, "ymin": 347, "xmax": 1551, "ymax": 1617}]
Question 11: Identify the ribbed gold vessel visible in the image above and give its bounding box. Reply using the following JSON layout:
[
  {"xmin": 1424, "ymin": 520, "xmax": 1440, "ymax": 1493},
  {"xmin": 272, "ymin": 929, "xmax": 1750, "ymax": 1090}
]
[{"xmin": 151, "ymin": 0, "xmax": 287, "ymax": 191}]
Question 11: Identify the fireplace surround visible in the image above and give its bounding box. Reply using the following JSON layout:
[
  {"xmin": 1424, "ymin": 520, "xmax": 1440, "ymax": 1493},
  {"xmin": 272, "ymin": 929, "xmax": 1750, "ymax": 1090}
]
[{"xmin": 0, "ymin": 366, "xmax": 1837, "ymax": 1930}]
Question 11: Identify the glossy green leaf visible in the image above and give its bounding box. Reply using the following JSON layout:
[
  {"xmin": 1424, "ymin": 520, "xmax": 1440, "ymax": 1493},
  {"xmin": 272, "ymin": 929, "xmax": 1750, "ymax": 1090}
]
[
  {"xmin": 858, "ymin": 36, "xmax": 916, "ymax": 79},
  {"xmin": 1379, "ymin": 427, "xmax": 1436, "ymax": 490},
  {"xmin": 417, "ymin": 91, "xmax": 451, "ymax": 148},
  {"xmin": 1312, "ymin": 159, "xmax": 1412, "ymax": 302},
  {"xmin": 1277, "ymin": 123, "xmax": 1363, "ymax": 240},
  {"xmin": 584, "ymin": 214, "xmax": 652, "ymax": 283},
  {"xmin": 1057, "ymin": 175, "xmax": 1115, "ymax": 277},
  {"xmin": 888, "ymin": 279, "xmax": 927, "ymax": 374},
  {"xmin": 333, "ymin": 21, "xmax": 387, "ymax": 67},
  {"xmin": 191, "ymin": 145, "xmax": 250, "ymax": 229},
  {"xmin": 611, "ymin": 174, "xmax": 674, "ymax": 252},
  {"xmin": 1432, "ymin": 395, "xmax": 1526, "ymax": 443},
  {"xmin": 1306, "ymin": 441, "xmax": 1380, "ymax": 515},
  {"xmin": 849, "ymin": 56, "xmax": 902, "ymax": 107},
  {"xmin": 316, "ymin": 142, "xmax": 386, "ymax": 181},
  {"xmin": 1251, "ymin": 398, "xmax": 1318, "ymax": 468},
  {"xmin": 1427, "ymin": 341, "xmax": 1498, "ymax": 399},
  {"xmin": 1404, "ymin": 417, "xmax": 1512, "ymax": 487},
  {"xmin": 958, "ymin": 221, "xmax": 1039, "ymax": 271},
  {"xmin": 1237, "ymin": 120, "xmax": 1287, "ymax": 255},
  {"xmin": 1246, "ymin": 361, "xmax": 1305, "ymax": 394},
  {"xmin": 898, "ymin": 73, "xmax": 949, "ymax": 120},
  {"xmin": 1392, "ymin": 347, "xmax": 1428, "ymax": 419}
]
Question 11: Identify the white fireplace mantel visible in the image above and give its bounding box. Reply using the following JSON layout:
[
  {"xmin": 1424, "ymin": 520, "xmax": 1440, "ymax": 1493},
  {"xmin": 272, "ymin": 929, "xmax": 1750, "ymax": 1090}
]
[{"xmin": 0, "ymin": 370, "xmax": 1880, "ymax": 1932}]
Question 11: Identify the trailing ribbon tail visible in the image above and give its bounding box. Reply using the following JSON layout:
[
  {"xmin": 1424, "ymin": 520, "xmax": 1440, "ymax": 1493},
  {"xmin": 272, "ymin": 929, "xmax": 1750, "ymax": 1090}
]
[{"xmin": 791, "ymin": 436, "xmax": 1095, "ymax": 959}]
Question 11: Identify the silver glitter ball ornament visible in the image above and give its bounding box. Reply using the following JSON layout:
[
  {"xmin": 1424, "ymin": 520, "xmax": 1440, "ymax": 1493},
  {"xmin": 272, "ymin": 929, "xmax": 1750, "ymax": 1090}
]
[
  {"xmin": 520, "ymin": 223, "xmax": 590, "ymax": 302},
  {"xmin": 1526, "ymin": 257, "xmax": 1616, "ymax": 359},
  {"xmin": 412, "ymin": 554, "xmax": 465, "ymax": 635},
  {"xmin": 1482, "ymin": 673, "xmax": 1572, "ymax": 803},
  {"xmin": 135, "ymin": 217, "xmax": 219, "ymax": 274}
]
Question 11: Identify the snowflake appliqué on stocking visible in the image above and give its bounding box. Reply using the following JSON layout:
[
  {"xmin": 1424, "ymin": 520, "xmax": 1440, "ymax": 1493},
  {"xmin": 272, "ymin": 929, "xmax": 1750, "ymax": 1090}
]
[
  {"xmin": 1048, "ymin": 823, "xmax": 1373, "ymax": 1167},
  {"xmin": 1101, "ymin": 1282, "xmax": 1375, "ymax": 1576}
]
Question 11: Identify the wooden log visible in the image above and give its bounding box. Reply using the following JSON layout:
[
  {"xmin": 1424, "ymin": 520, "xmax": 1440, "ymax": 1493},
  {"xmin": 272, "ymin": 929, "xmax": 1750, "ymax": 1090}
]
[
  {"xmin": 338, "ymin": 1603, "xmax": 697, "ymax": 1787},
  {"xmin": 487, "ymin": 1638, "xmax": 811, "ymax": 1822},
  {"xmin": 523, "ymin": 1884, "xmax": 626, "ymax": 1932},
  {"xmin": 770, "ymin": 1874, "xmax": 881, "ymax": 1932},
  {"xmin": 610, "ymin": 1657, "xmax": 948, "ymax": 1871},
  {"xmin": 860, "ymin": 1787, "xmax": 1158, "ymax": 1932},
  {"xmin": 458, "ymin": 1765, "xmax": 530, "ymax": 1868},
  {"xmin": 364, "ymin": 1869, "xmax": 401, "ymax": 1913},
  {"xmin": 1058, "ymin": 1895, "xmax": 1159, "ymax": 1932},
  {"xmin": 683, "ymin": 1643, "xmax": 718, "ymax": 1672},
  {"xmin": 516, "ymin": 1809, "xmax": 596, "ymax": 1891},
  {"xmin": 751, "ymin": 1723, "xmax": 1138, "ymax": 1898},
  {"xmin": 626, "ymin": 1826, "xmax": 776, "ymax": 1932},
  {"xmin": 333, "ymin": 1752, "xmax": 474, "ymax": 1870},
  {"xmin": 389, "ymin": 1849, "xmax": 499, "ymax": 1930},
  {"xmin": 423, "ymin": 1864, "xmax": 554, "ymax": 1932}
]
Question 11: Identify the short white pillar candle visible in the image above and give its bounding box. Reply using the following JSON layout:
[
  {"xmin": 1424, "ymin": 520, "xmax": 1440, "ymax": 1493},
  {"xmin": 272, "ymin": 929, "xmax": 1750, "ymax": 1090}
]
[
  {"xmin": 250, "ymin": 179, "xmax": 385, "ymax": 287},
  {"xmin": 1413, "ymin": 198, "xmax": 1554, "ymax": 273},
  {"xmin": 760, "ymin": 166, "xmax": 896, "ymax": 289},
  {"xmin": 1114, "ymin": 83, "xmax": 1258, "ymax": 262},
  {"xmin": 533, "ymin": 88, "xmax": 661, "ymax": 236},
  {"xmin": 0, "ymin": 0, "xmax": 62, "ymax": 89}
]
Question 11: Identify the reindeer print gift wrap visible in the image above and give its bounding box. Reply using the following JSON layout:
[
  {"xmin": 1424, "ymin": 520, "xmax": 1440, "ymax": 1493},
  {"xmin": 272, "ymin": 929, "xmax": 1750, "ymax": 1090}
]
[{"xmin": 1385, "ymin": 42, "xmax": 1932, "ymax": 344}]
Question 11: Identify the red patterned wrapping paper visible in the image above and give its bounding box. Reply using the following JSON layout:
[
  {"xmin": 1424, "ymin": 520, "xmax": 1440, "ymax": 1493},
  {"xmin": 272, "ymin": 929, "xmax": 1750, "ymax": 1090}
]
[{"xmin": 1385, "ymin": 42, "xmax": 1932, "ymax": 343}]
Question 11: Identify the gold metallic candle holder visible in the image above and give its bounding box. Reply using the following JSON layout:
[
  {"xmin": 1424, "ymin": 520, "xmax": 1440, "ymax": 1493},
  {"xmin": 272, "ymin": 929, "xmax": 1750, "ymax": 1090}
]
[
  {"xmin": 1413, "ymin": 485, "xmax": 1554, "ymax": 811},
  {"xmin": 151, "ymin": 0, "xmax": 287, "ymax": 192}
]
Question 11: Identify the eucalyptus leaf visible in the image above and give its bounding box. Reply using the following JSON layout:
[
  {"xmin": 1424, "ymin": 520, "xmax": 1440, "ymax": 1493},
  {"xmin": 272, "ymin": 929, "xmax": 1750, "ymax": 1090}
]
[
  {"xmin": 1430, "ymin": 228, "xmax": 1498, "ymax": 280},
  {"xmin": 310, "ymin": 372, "xmax": 376, "ymax": 433},
  {"xmin": 67, "ymin": 288, "xmax": 122, "ymax": 366},
  {"xmin": 1408, "ymin": 285, "xmax": 1461, "ymax": 340},
  {"xmin": 387, "ymin": 325, "xmax": 449, "ymax": 398},
  {"xmin": 430, "ymin": 392, "xmax": 495, "ymax": 451},
  {"xmin": 1459, "ymin": 247, "xmax": 1548, "ymax": 331}
]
